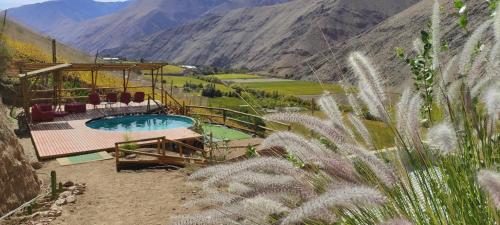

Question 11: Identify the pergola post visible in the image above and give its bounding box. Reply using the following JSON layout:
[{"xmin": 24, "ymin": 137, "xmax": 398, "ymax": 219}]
[
  {"xmin": 20, "ymin": 76, "xmax": 31, "ymax": 123},
  {"xmin": 122, "ymin": 70, "xmax": 126, "ymax": 92},
  {"xmin": 151, "ymin": 69, "xmax": 155, "ymax": 100},
  {"xmin": 160, "ymin": 66, "xmax": 164, "ymax": 104}
]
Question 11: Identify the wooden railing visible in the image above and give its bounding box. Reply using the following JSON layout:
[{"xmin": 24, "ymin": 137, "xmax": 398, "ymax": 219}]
[
  {"xmin": 114, "ymin": 136, "xmax": 207, "ymax": 171},
  {"xmin": 185, "ymin": 105, "xmax": 291, "ymax": 135}
]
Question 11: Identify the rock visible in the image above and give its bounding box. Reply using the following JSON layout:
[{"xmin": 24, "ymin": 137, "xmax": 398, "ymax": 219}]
[
  {"xmin": 125, "ymin": 154, "xmax": 137, "ymax": 159},
  {"xmin": 30, "ymin": 161, "xmax": 43, "ymax": 169},
  {"xmin": 66, "ymin": 195, "xmax": 76, "ymax": 203},
  {"xmin": 72, "ymin": 190, "xmax": 82, "ymax": 195},
  {"xmin": 180, "ymin": 197, "xmax": 186, "ymax": 200},
  {"xmin": 59, "ymin": 191, "xmax": 72, "ymax": 198},
  {"xmin": 38, "ymin": 211, "xmax": 50, "ymax": 217},
  {"xmin": 50, "ymin": 204, "xmax": 62, "ymax": 211},
  {"xmin": 67, "ymin": 186, "xmax": 77, "ymax": 191},
  {"xmin": 48, "ymin": 209, "xmax": 62, "ymax": 217},
  {"xmin": 63, "ymin": 181, "xmax": 74, "ymax": 187},
  {"xmin": 54, "ymin": 198, "xmax": 66, "ymax": 206}
]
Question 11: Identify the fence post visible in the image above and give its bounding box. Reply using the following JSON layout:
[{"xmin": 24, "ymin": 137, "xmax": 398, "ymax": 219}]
[
  {"xmin": 209, "ymin": 132, "xmax": 214, "ymax": 160},
  {"xmin": 222, "ymin": 109, "xmax": 227, "ymax": 125},
  {"xmin": 115, "ymin": 143, "xmax": 120, "ymax": 172},
  {"xmin": 182, "ymin": 101, "xmax": 186, "ymax": 115},
  {"xmin": 253, "ymin": 116, "xmax": 258, "ymax": 135}
]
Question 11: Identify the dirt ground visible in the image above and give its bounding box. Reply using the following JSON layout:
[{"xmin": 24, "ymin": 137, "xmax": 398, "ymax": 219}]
[
  {"xmin": 37, "ymin": 160, "xmax": 199, "ymax": 225},
  {"xmin": 15, "ymin": 134, "xmax": 202, "ymax": 225}
]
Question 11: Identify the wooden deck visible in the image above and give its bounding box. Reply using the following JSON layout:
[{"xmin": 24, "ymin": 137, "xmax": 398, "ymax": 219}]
[{"xmin": 30, "ymin": 101, "xmax": 202, "ymax": 159}]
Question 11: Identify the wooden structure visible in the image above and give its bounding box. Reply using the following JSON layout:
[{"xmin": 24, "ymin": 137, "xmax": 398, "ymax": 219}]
[
  {"xmin": 186, "ymin": 105, "xmax": 291, "ymax": 135},
  {"xmin": 115, "ymin": 136, "xmax": 207, "ymax": 171},
  {"xmin": 16, "ymin": 62, "xmax": 168, "ymax": 123}
]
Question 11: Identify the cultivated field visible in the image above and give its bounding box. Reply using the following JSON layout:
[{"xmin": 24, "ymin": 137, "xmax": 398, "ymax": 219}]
[{"xmin": 238, "ymin": 80, "xmax": 344, "ymax": 95}]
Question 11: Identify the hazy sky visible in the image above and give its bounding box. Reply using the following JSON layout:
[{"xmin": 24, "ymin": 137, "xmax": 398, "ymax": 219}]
[{"xmin": 0, "ymin": 0, "xmax": 128, "ymax": 10}]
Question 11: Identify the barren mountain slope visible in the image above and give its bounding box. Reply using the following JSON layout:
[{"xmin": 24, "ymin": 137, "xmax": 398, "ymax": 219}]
[
  {"xmin": 7, "ymin": 0, "xmax": 131, "ymax": 34},
  {"xmin": 297, "ymin": 0, "xmax": 491, "ymax": 87},
  {"xmin": 51, "ymin": 0, "xmax": 291, "ymax": 53},
  {"xmin": 101, "ymin": 0, "xmax": 420, "ymax": 78}
]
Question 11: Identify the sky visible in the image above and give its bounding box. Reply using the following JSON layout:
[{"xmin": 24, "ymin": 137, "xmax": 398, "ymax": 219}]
[{"xmin": 0, "ymin": 0, "xmax": 127, "ymax": 10}]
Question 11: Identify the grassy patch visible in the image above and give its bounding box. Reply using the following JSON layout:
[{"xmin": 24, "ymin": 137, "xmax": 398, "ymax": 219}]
[
  {"xmin": 239, "ymin": 80, "xmax": 344, "ymax": 95},
  {"xmin": 209, "ymin": 73, "xmax": 261, "ymax": 80}
]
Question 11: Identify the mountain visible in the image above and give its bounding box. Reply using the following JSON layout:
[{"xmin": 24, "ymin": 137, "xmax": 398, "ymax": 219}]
[
  {"xmin": 101, "ymin": 0, "xmax": 420, "ymax": 78},
  {"xmin": 293, "ymin": 0, "xmax": 491, "ymax": 86},
  {"xmin": 1, "ymin": 18, "xmax": 94, "ymax": 64},
  {"xmin": 32, "ymin": 0, "xmax": 292, "ymax": 53},
  {"xmin": 7, "ymin": 0, "xmax": 132, "ymax": 34}
]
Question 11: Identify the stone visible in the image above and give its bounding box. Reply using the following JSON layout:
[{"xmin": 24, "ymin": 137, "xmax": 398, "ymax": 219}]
[
  {"xmin": 63, "ymin": 181, "xmax": 74, "ymax": 187},
  {"xmin": 48, "ymin": 209, "xmax": 62, "ymax": 217},
  {"xmin": 67, "ymin": 186, "xmax": 77, "ymax": 191},
  {"xmin": 38, "ymin": 211, "xmax": 50, "ymax": 217},
  {"xmin": 72, "ymin": 190, "xmax": 82, "ymax": 195},
  {"xmin": 125, "ymin": 154, "xmax": 137, "ymax": 159},
  {"xmin": 66, "ymin": 195, "xmax": 76, "ymax": 203},
  {"xmin": 30, "ymin": 161, "xmax": 43, "ymax": 169},
  {"xmin": 59, "ymin": 191, "xmax": 72, "ymax": 198},
  {"xmin": 54, "ymin": 198, "xmax": 66, "ymax": 206}
]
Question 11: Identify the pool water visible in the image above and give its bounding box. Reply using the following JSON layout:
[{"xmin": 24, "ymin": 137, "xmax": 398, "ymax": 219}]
[{"xmin": 86, "ymin": 114, "xmax": 194, "ymax": 132}]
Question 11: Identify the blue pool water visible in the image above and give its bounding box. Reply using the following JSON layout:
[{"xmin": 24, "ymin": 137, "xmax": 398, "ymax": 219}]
[{"xmin": 86, "ymin": 114, "xmax": 194, "ymax": 132}]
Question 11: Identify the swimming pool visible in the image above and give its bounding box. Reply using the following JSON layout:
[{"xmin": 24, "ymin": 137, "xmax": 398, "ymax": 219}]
[{"xmin": 86, "ymin": 114, "xmax": 194, "ymax": 132}]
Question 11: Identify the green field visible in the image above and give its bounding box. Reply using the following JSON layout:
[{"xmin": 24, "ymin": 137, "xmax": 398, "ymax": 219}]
[
  {"xmin": 239, "ymin": 80, "xmax": 344, "ymax": 95},
  {"xmin": 208, "ymin": 96, "xmax": 249, "ymax": 109},
  {"xmin": 162, "ymin": 65, "xmax": 184, "ymax": 74},
  {"xmin": 209, "ymin": 73, "xmax": 261, "ymax": 80},
  {"xmin": 152, "ymin": 76, "xmax": 233, "ymax": 92}
]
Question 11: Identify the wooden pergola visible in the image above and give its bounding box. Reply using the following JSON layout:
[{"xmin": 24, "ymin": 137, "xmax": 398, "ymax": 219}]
[{"xmin": 16, "ymin": 62, "xmax": 169, "ymax": 122}]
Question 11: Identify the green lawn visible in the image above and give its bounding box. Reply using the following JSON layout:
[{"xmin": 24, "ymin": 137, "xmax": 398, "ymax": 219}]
[
  {"xmin": 202, "ymin": 124, "xmax": 252, "ymax": 141},
  {"xmin": 209, "ymin": 73, "xmax": 261, "ymax": 80},
  {"xmin": 239, "ymin": 80, "xmax": 344, "ymax": 95}
]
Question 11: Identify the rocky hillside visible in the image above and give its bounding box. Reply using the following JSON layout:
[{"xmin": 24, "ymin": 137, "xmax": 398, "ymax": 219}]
[
  {"xmin": 101, "ymin": 0, "xmax": 420, "ymax": 78},
  {"xmin": 0, "ymin": 100, "xmax": 40, "ymax": 215},
  {"xmin": 28, "ymin": 0, "xmax": 292, "ymax": 53},
  {"xmin": 294, "ymin": 0, "xmax": 491, "ymax": 86},
  {"xmin": 7, "ymin": 0, "xmax": 131, "ymax": 34}
]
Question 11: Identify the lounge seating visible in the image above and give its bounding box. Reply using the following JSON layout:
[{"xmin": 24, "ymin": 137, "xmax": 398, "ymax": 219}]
[
  {"xmin": 120, "ymin": 92, "xmax": 132, "ymax": 106},
  {"xmin": 65, "ymin": 102, "xmax": 87, "ymax": 113},
  {"xmin": 106, "ymin": 92, "xmax": 118, "ymax": 109},
  {"xmin": 133, "ymin": 92, "xmax": 145, "ymax": 105},
  {"xmin": 89, "ymin": 93, "xmax": 101, "ymax": 109},
  {"xmin": 32, "ymin": 104, "xmax": 55, "ymax": 122}
]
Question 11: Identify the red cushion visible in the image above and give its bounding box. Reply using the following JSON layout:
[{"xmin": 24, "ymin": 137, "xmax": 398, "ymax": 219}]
[
  {"xmin": 107, "ymin": 93, "xmax": 118, "ymax": 103},
  {"xmin": 89, "ymin": 93, "xmax": 101, "ymax": 105},
  {"xmin": 133, "ymin": 92, "xmax": 145, "ymax": 103},
  {"xmin": 120, "ymin": 92, "xmax": 132, "ymax": 105}
]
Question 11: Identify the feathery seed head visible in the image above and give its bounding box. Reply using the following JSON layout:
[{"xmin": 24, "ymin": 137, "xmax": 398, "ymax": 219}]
[
  {"xmin": 459, "ymin": 19, "xmax": 493, "ymax": 74},
  {"xmin": 280, "ymin": 185, "xmax": 387, "ymax": 225},
  {"xmin": 478, "ymin": 170, "xmax": 500, "ymax": 209},
  {"xmin": 427, "ymin": 122, "xmax": 458, "ymax": 155}
]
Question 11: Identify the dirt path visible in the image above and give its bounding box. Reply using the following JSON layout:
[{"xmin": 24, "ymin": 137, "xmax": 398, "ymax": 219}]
[{"xmin": 37, "ymin": 160, "xmax": 199, "ymax": 225}]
